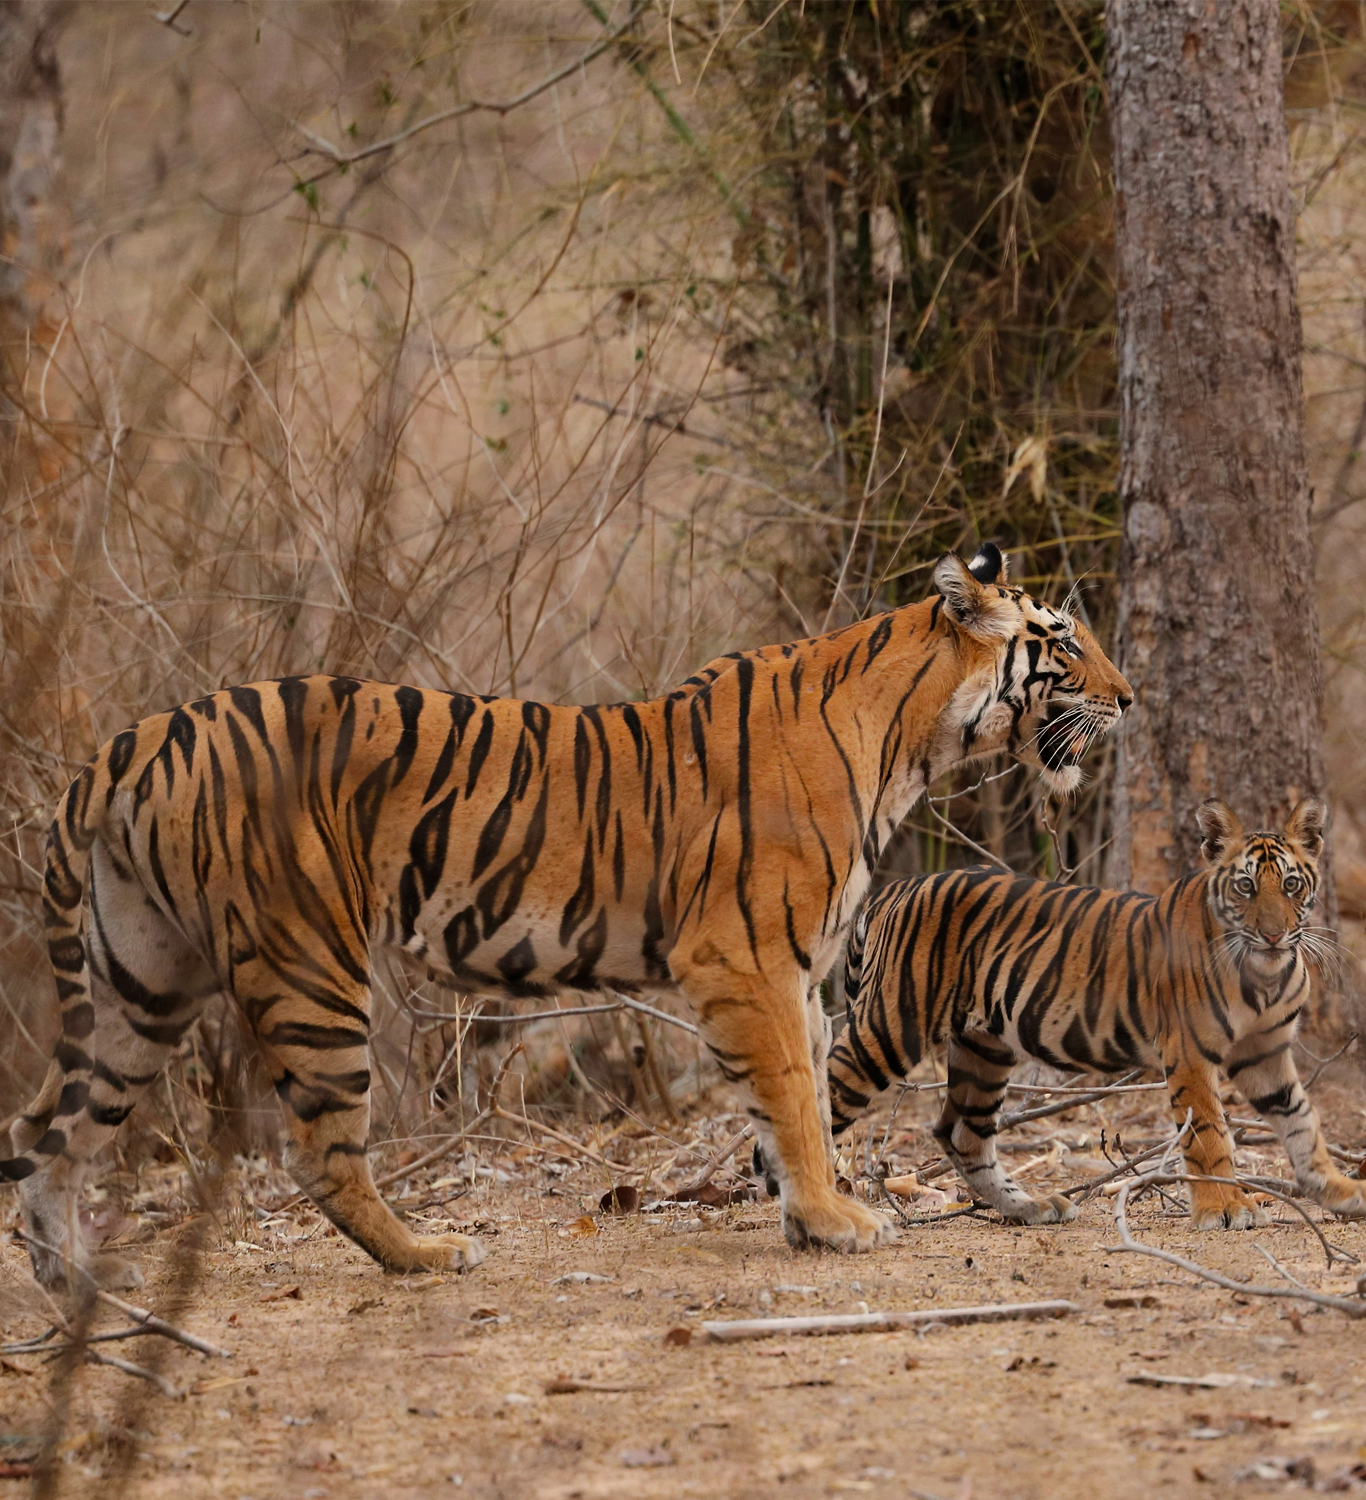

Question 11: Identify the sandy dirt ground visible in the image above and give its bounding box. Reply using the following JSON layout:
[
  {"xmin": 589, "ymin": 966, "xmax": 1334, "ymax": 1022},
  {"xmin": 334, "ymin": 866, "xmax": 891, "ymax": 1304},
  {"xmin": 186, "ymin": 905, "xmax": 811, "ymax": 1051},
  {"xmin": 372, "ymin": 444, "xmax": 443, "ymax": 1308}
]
[{"xmin": 3, "ymin": 1076, "xmax": 1366, "ymax": 1500}]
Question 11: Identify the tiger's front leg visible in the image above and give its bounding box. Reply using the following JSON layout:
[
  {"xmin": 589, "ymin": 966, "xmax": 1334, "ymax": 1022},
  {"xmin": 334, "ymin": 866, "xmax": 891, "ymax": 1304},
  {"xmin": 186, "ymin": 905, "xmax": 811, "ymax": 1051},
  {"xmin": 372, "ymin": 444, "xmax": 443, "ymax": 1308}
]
[
  {"xmin": 1165, "ymin": 1056, "xmax": 1268, "ymax": 1229},
  {"xmin": 934, "ymin": 1031, "xmax": 1077, "ymax": 1226},
  {"xmin": 671, "ymin": 940, "xmax": 893, "ymax": 1253},
  {"xmin": 1227, "ymin": 1029, "xmax": 1366, "ymax": 1219}
]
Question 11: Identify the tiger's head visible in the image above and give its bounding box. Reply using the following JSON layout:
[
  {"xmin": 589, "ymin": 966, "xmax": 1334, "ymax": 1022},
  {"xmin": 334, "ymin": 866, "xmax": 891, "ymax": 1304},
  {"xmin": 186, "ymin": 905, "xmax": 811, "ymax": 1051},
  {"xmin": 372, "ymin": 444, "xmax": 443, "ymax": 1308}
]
[
  {"xmin": 933, "ymin": 543, "xmax": 1133, "ymax": 795},
  {"xmin": 1197, "ymin": 797, "xmax": 1327, "ymax": 967}
]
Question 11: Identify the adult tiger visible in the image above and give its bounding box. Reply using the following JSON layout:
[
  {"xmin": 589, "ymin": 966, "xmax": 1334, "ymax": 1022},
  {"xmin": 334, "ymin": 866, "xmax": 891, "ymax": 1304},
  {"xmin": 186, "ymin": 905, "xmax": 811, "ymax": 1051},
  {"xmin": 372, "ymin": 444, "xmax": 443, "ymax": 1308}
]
[
  {"xmin": 825, "ymin": 797, "xmax": 1366, "ymax": 1230},
  {"xmin": 3, "ymin": 544, "xmax": 1131, "ymax": 1287}
]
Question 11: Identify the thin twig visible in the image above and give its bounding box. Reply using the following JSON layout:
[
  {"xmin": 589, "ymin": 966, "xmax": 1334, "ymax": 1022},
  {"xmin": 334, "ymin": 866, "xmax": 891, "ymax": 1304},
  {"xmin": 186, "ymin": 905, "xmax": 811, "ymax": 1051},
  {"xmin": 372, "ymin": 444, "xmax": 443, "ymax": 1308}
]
[
  {"xmin": 1303, "ymin": 1031, "xmax": 1358, "ymax": 1089},
  {"xmin": 923, "ymin": 798, "xmax": 1011, "ymax": 872},
  {"xmin": 701, "ymin": 1299, "xmax": 1078, "ymax": 1342},
  {"xmin": 95, "ymin": 1291, "xmax": 231, "ymax": 1359},
  {"xmin": 84, "ymin": 1347, "xmax": 182, "ymax": 1399},
  {"xmin": 152, "ymin": 0, "xmax": 192, "ymax": 35},
  {"xmin": 999, "ymin": 1071, "xmax": 1142, "ymax": 1129},
  {"xmin": 609, "ymin": 991, "xmax": 700, "ymax": 1036},
  {"xmin": 679, "ymin": 1124, "xmax": 753, "ymax": 1194},
  {"xmin": 1110, "ymin": 1174, "xmax": 1366, "ymax": 1318},
  {"xmin": 295, "ymin": 13, "xmax": 641, "ymax": 167},
  {"xmin": 491, "ymin": 1105, "xmax": 633, "ymax": 1174}
]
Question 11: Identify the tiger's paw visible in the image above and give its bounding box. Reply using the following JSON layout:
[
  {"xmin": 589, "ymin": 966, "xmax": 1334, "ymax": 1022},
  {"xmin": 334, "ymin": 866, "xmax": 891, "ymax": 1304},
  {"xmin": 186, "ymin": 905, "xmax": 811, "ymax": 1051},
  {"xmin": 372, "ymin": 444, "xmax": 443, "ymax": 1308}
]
[
  {"xmin": 783, "ymin": 1193, "xmax": 895, "ymax": 1253},
  {"xmin": 1003, "ymin": 1192, "xmax": 1079, "ymax": 1227},
  {"xmin": 1316, "ymin": 1175, "xmax": 1366, "ymax": 1219},
  {"xmin": 390, "ymin": 1234, "xmax": 487, "ymax": 1274},
  {"xmin": 1190, "ymin": 1190, "xmax": 1269, "ymax": 1231}
]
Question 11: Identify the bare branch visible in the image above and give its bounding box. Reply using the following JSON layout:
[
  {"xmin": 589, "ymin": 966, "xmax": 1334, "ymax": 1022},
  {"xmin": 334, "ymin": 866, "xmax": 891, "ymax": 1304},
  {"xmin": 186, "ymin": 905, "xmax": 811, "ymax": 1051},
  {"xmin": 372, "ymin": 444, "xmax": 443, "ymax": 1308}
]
[
  {"xmin": 294, "ymin": 13, "xmax": 642, "ymax": 168},
  {"xmin": 1110, "ymin": 1174, "xmax": 1366, "ymax": 1318}
]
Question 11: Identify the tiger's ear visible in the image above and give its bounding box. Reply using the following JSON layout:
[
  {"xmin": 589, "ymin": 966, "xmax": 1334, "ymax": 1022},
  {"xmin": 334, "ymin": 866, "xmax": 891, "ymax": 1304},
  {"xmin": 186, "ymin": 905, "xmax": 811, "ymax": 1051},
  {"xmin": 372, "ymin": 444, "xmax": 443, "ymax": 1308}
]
[
  {"xmin": 1285, "ymin": 796, "xmax": 1327, "ymax": 860},
  {"xmin": 968, "ymin": 541, "xmax": 1007, "ymax": 585},
  {"xmin": 1196, "ymin": 799, "xmax": 1243, "ymax": 863},
  {"xmin": 934, "ymin": 553, "xmax": 1012, "ymax": 639}
]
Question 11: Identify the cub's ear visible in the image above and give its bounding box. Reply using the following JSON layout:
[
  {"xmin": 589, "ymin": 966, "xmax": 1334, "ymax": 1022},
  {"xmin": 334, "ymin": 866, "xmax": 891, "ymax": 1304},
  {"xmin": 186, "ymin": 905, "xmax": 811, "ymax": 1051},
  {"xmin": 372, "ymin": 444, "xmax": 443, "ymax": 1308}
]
[
  {"xmin": 934, "ymin": 553, "xmax": 1011, "ymax": 639},
  {"xmin": 1285, "ymin": 795, "xmax": 1328, "ymax": 859},
  {"xmin": 967, "ymin": 541, "xmax": 1007, "ymax": 585},
  {"xmin": 1196, "ymin": 799, "xmax": 1243, "ymax": 863}
]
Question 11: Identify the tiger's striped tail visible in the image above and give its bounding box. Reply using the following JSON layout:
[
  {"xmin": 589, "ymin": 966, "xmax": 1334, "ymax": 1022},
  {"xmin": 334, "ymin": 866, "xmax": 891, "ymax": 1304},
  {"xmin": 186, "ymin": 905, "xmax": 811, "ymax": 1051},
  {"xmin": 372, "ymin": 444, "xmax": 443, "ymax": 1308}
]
[{"xmin": 1, "ymin": 736, "xmax": 131, "ymax": 1182}]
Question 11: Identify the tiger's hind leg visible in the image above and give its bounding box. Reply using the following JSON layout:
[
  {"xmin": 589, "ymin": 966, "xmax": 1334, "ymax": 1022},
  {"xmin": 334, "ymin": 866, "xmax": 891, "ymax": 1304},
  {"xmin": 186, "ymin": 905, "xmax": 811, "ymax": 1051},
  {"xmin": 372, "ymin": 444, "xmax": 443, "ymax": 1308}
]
[
  {"xmin": 935, "ymin": 1031, "xmax": 1078, "ymax": 1226},
  {"xmin": 236, "ymin": 965, "xmax": 484, "ymax": 1275},
  {"xmin": 14, "ymin": 841, "xmax": 217, "ymax": 1290}
]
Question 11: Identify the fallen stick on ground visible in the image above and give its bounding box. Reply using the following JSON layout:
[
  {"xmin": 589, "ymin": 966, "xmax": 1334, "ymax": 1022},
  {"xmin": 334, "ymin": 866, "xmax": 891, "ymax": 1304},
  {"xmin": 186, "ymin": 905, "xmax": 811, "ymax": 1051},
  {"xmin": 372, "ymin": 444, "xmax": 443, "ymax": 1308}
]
[
  {"xmin": 85, "ymin": 1346, "xmax": 182, "ymax": 1399},
  {"xmin": 545, "ymin": 1378, "xmax": 647, "ymax": 1394},
  {"xmin": 700, "ymin": 1299, "xmax": 1077, "ymax": 1342},
  {"xmin": 94, "ymin": 1291, "xmax": 231, "ymax": 1359},
  {"xmin": 1062, "ymin": 1132, "xmax": 1186, "ymax": 1201},
  {"xmin": 679, "ymin": 1124, "xmax": 754, "ymax": 1195},
  {"xmin": 1111, "ymin": 1174, "xmax": 1366, "ymax": 1318},
  {"xmin": 1126, "ymin": 1370, "xmax": 1276, "ymax": 1391}
]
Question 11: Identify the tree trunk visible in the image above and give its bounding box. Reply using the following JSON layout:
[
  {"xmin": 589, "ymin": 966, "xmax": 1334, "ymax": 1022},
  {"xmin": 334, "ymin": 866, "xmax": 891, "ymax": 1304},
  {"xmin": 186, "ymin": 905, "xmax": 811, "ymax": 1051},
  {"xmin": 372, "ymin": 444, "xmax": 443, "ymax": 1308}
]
[
  {"xmin": 0, "ymin": 0, "xmax": 68, "ymax": 350},
  {"xmin": 1104, "ymin": 0, "xmax": 1326, "ymax": 896}
]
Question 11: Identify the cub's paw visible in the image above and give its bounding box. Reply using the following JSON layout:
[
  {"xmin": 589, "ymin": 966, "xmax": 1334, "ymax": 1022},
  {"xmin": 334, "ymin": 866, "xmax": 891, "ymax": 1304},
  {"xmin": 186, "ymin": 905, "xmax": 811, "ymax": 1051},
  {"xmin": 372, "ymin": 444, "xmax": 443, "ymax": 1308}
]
[
  {"xmin": 1003, "ymin": 1192, "xmax": 1079, "ymax": 1227},
  {"xmin": 1317, "ymin": 1176, "xmax": 1366, "ymax": 1219},
  {"xmin": 398, "ymin": 1234, "xmax": 487, "ymax": 1274},
  {"xmin": 783, "ymin": 1194, "xmax": 895, "ymax": 1254},
  {"xmin": 1190, "ymin": 1192, "xmax": 1269, "ymax": 1231}
]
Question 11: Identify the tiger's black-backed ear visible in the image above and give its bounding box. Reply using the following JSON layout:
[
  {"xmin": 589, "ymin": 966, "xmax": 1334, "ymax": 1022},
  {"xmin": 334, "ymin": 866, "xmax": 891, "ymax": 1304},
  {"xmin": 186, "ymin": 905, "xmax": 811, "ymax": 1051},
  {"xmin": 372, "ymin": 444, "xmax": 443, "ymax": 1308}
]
[
  {"xmin": 1285, "ymin": 795, "xmax": 1328, "ymax": 860},
  {"xmin": 967, "ymin": 541, "xmax": 1007, "ymax": 585},
  {"xmin": 933, "ymin": 552, "xmax": 1013, "ymax": 639},
  {"xmin": 1196, "ymin": 799, "xmax": 1243, "ymax": 863}
]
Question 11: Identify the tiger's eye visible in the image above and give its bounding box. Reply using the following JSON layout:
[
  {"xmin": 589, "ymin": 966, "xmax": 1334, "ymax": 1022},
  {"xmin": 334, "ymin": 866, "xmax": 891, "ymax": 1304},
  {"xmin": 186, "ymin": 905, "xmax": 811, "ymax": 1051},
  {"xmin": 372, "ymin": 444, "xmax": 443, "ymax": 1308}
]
[
  {"xmin": 1283, "ymin": 875, "xmax": 1303, "ymax": 896},
  {"xmin": 1233, "ymin": 875, "xmax": 1256, "ymax": 897}
]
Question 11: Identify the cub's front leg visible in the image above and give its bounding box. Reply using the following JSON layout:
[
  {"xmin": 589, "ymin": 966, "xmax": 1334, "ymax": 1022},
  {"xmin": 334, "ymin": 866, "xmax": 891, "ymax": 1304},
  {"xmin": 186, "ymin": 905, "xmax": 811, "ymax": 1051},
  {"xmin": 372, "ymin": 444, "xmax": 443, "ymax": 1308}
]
[
  {"xmin": 1226, "ymin": 1031, "xmax": 1366, "ymax": 1220},
  {"xmin": 1164, "ymin": 1056, "xmax": 1268, "ymax": 1229}
]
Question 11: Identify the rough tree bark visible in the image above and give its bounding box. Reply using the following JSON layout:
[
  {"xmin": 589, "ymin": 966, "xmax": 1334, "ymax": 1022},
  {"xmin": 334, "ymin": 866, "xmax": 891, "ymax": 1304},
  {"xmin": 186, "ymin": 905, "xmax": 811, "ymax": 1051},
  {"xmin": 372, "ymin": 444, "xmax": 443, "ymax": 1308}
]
[
  {"xmin": 0, "ymin": 0, "xmax": 68, "ymax": 349},
  {"xmin": 1103, "ymin": 0, "xmax": 1327, "ymax": 896}
]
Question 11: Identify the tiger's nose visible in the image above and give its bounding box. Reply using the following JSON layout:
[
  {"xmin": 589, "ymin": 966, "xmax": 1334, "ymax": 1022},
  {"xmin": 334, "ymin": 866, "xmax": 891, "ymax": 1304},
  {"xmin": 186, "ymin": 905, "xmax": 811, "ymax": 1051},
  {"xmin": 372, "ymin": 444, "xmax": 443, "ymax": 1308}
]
[
  {"xmin": 1116, "ymin": 694, "xmax": 1133, "ymax": 712},
  {"xmin": 1262, "ymin": 931, "xmax": 1285, "ymax": 947}
]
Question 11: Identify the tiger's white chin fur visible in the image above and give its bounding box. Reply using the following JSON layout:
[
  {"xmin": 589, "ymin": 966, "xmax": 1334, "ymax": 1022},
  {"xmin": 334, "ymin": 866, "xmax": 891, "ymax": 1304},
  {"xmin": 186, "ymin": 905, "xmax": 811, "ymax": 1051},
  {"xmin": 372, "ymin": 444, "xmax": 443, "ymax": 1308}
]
[{"xmin": 1039, "ymin": 762, "xmax": 1084, "ymax": 797}]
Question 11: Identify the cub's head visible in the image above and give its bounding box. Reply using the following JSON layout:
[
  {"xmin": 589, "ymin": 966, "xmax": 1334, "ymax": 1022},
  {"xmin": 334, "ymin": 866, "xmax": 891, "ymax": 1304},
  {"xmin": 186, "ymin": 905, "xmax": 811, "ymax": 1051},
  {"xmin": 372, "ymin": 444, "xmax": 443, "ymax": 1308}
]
[
  {"xmin": 1197, "ymin": 797, "xmax": 1327, "ymax": 964},
  {"xmin": 933, "ymin": 543, "xmax": 1133, "ymax": 794}
]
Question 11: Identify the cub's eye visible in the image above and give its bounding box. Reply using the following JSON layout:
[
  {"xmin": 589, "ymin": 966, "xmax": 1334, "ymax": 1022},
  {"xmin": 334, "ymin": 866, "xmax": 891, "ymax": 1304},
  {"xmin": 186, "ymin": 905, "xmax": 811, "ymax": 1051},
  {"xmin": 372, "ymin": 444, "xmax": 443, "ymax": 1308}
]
[
  {"xmin": 1056, "ymin": 636, "xmax": 1084, "ymax": 659},
  {"xmin": 1282, "ymin": 874, "xmax": 1304, "ymax": 897},
  {"xmin": 1233, "ymin": 875, "xmax": 1257, "ymax": 897}
]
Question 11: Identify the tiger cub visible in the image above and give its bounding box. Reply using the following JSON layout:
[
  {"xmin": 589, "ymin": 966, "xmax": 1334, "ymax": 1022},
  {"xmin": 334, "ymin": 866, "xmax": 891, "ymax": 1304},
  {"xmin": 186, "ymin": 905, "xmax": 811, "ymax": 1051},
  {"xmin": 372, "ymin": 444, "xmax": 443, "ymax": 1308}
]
[{"xmin": 825, "ymin": 797, "xmax": 1366, "ymax": 1230}]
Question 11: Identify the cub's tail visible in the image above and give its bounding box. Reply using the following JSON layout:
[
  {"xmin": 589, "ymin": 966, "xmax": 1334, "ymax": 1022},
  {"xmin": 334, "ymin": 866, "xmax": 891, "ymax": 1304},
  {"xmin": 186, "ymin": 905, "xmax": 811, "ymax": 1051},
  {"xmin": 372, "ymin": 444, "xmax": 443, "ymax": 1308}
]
[{"xmin": 0, "ymin": 730, "xmax": 137, "ymax": 1181}]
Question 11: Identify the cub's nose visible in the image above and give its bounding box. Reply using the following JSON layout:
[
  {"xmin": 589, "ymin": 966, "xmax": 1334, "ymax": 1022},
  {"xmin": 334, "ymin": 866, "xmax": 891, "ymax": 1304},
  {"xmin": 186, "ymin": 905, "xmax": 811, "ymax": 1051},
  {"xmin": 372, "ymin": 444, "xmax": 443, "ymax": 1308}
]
[
  {"xmin": 1262, "ymin": 931, "xmax": 1285, "ymax": 948},
  {"xmin": 1116, "ymin": 694, "xmax": 1133, "ymax": 712}
]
